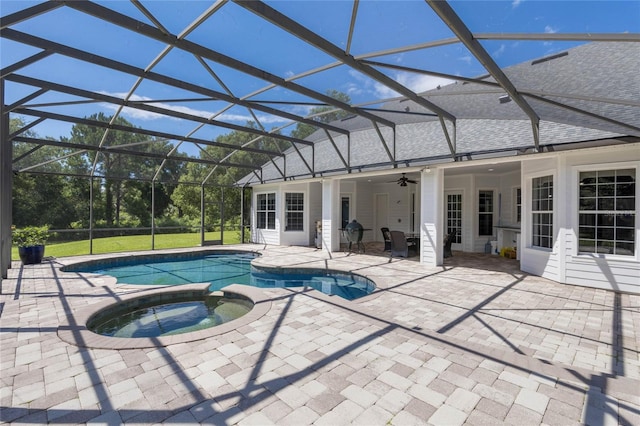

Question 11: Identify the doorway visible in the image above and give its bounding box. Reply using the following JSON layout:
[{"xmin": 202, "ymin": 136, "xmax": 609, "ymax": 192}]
[
  {"xmin": 341, "ymin": 195, "xmax": 351, "ymax": 229},
  {"xmin": 340, "ymin": 194, "xmax": 352, "ymax": 244},
  {"xmin": 445, "ymin": 191, "xmax": 463, "ymax": 251}
]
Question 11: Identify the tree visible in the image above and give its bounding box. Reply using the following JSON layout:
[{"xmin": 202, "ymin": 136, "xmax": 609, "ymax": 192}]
[
  {"xmin": 171, "ymin": 122, "xmax": 287, "ymax": 230},
  {"xmin": 68, "ymin": 113, "xmax": 183, "ymax": 226},
  {"xmin": 290, "ymin": 89, "xmax": 352, "ymax": 140},
  {"xmin": 11, "ymin": 118, "xmax": 75, "ymax": 228}
]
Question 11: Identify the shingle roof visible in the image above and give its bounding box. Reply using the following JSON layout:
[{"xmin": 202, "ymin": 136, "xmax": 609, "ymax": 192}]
[{"xmin": 241, "ymin": 42, "xmax": 639, "ymax": 185}]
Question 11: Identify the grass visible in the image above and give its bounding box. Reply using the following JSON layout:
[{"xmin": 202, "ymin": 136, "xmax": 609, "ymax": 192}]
[{"xmin": 12, "ymin": 231, "xmax": 242, "ymax": 260}]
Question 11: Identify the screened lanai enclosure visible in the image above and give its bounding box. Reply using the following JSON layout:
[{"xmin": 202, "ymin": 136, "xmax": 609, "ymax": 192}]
[{"xmin": 1, "ymin": 1, "xmax": 639, "ymax": 280}]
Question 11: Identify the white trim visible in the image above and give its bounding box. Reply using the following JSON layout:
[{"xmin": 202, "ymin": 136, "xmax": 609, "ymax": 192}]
[
  {"xmin": 531, "ymin": 175, "xmax": 554, "ymax": 250},
  {"xmin": 255, "ymin": 191, "xmax": 276, "ymax": 231},
  {"xmin": 524, "ymin": 169, "xmax": 558, "ymax": 253},
  {"xmin": 476, "ymin": 188, "xmax": 497, "ymax": 238},
  {"xmin": 512, "ymin": 185, "xmax": 522, "ymax": 225},
  {"xmin": 283, "ymin": 191, "xmax": 306, "ymax": 233},
  {"xmin": 444, "ymin": 189, "xmax": 465, "ymax": 251},
  {"xmin": 571, "ymin": 161, "xmax": 639, "ymax": 261}
]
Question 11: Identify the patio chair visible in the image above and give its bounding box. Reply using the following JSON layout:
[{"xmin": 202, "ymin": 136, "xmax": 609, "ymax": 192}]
[
  {"xmin": 443, "ymin": 229, "xmax": 458, "ymax": 258},
  {"xmin": 389, "ymin": 230, "xmax": 417, "ymax": 258},
  {"xmin": 380, "ymin": 227, "xmax": 391, "ymax": 251}
]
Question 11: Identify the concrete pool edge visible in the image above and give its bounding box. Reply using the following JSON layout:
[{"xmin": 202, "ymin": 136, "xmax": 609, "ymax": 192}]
[
  {"xmin": 58, "ymin": 245, "xmax": 382, "ymax": 301},
  {"xmin": 59, "ymin": 248, "xmax": 262, "ymax": 273},
  {"xmin": 57, "ymin": 283, "xmax": 272, "ymax": 349}
]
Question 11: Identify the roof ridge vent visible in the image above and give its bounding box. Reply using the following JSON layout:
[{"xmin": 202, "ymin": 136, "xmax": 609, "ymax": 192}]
[{"xmin": 531, "ymin": 51, "xmax": 569, "ymax": 66}]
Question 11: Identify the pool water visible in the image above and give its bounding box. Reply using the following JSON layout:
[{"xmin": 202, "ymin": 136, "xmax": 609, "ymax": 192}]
[
  {"xmin": 250, "ymin": 270, "xmax": 374, "ymax": 301},
  {"xmin": 88, "ymin": 294, "xmax": 253, "ymax": 338},
  {"xmin": 68, "ymin": 252, "xmax": 375, "ymax": 300},
  {"xmin": 86, "ymin": 253, "xmax": 255, "ymax": 287}
]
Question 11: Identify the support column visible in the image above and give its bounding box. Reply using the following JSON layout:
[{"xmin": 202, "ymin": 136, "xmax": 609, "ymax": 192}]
[
  {"xmin": 241, "ymin": 186, "xmax": 247, "ymax": 244},
  {"xmin": 200, "ymin": 185, "xmax": 205, "ymax": 246},
  {"xmin": 89, "ymin": 177, "xmax": 94, "ymax": 254},
  {"xmin": 0, "ymin": 79, "xmax": 12, "ymax": 279},
  {"xmin": 321, "ymin": 179, "xmax": 340, "ymax": 252},
  {"xmin": 151, "ymin": 180, "xmax": 155, "ymax": 250},
  {"xmin": 420, "ymin": 167, "xmax": 444, "ymax": 266},
  {"xmin": 557, "ymin": 155, "xmax": 568, "ymax": 283},
  {"xmin": 219, "ymin": 187, "xmax": 225, "ymax": 244}
]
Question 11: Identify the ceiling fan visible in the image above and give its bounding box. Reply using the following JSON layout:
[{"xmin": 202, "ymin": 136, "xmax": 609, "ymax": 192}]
[{"xmin": 388, "ymin": 173, "xmax": 417, "ymax": 187}]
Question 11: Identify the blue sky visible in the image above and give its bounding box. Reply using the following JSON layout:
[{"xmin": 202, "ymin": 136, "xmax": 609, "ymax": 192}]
[{"xmin": 2, "ymin": 0, "xmax": 639, "ymax": 155}]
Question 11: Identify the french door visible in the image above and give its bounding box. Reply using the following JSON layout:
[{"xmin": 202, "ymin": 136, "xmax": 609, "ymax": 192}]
[{"xmin": 445, "ymin": 192, "xmax": 463, "ymax": 250}]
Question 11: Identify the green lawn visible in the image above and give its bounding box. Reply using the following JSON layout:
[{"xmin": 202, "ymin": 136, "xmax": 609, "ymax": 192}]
[{"xmin": 12, "ymin": 231, "xmax": 242, "ymax": 260}]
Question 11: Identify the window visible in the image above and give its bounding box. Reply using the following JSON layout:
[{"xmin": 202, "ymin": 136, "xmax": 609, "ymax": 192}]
[
  {"xmin": 447, "ymin": 193, "xmax": 462, "ymax": 243},
  {"xmin": 532, "ymin": 176, "xmax": 553, "ymax": 249},
  {"xmin": 478, "ymin": 190, "xmax": 493, "ymax": 236},
  {"xmin": 579, "ymin": 168, "xmax": 635, "ymax": 255},
  {"xmin": 411, "ymin": 192, "xmax": 416, "ymax": 233},
  {"xmin": 515, "ymin": 187, "xmax": 522, "ymax": 223},
  {"xmin": 341, "ymin": 196, "xmax": 350, "ymax": 229},
  {"xmin": 256, "ymin": 193, "xmax": 275, "ymax": 230},
  {"xmin": 285, "ymin": 192, "xmax": 304, "ymax": 231}
]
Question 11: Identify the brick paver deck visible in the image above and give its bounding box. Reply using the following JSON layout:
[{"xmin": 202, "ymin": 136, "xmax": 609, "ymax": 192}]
[{"xmin": 1, "ymin": 245, "xmax": 638, "ymax": 424}]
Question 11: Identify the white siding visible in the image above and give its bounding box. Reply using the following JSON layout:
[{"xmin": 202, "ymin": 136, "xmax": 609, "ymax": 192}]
[
  {"xmin": 370, "ymin": 181, "xmax": 417, "ymax": 235},
  {"xmin": 521, "ymin": 247, "xmax": 561, "ymax": 281},
  {"xmin": 498, "ymin": 171, "xmax": 521, "ymax": 226},
  {"xmin": 252, "ymin": 185, "xmax": 280, "ymax": 245},
  {"xmin": 444, "ymin": 175, "xmax": 473, "ymax": 252},
  {"xmin": 308, "ymin": 182, "xmax": 322, "ymax": 245},
  {"xmin": 323, "ymin": 179, "xmax": 341, "ymax": 252},
  {"xmin": 561, "ymin": 146, "xmax": 640, "ymax": 293},
  {"xmin": 519, "ymin": 145, "xmax": 640, "ymax": 292},
  {"xmin": 355, "ymin": 181, "xmax": 375, "ymax": 242},
  {"xmin": 249, "ymin": 142, "xmax": 640, "ymax": 294},
  {"xmin": 279, "ymin": 183, "xmax": 310, "ymax": 246},
  {"xmin": 520, "ymin": 158, "xmax": 561, "ymax": 282},
  {"xmin": 421, "ymin": 168, "xmax": 444, "ymax": 266}
]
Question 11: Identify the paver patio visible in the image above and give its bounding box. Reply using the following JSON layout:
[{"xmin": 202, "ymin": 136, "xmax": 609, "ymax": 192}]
[{"xmin": 1, "ymin": 244, "xmax": 638, "ymax": 424}]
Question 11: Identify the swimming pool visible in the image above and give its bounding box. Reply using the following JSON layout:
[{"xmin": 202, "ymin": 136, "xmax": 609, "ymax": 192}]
[{"xmin": 64, "ymin": 251, "xmax": 375, "ymax": 300}]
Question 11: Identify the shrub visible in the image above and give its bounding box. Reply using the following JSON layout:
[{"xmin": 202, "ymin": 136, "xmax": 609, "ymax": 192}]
[{"xmin": 12, "ymin": 225, "xmax": 50, "ymax": 247}]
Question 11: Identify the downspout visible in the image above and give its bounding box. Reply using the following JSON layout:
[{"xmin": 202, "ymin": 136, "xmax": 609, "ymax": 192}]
[{"xmin": 241, "ymin": 185, "xmax": 246, "ymax": 243}]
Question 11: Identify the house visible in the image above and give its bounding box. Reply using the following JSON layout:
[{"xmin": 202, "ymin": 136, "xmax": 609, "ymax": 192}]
[{"xmin": 239, "ymin": 42, "xmax": 640, "ymax": 294}]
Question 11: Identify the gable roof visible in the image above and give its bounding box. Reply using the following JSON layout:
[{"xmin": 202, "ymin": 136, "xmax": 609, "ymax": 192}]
[{"xmin": 241, "ymin": 42, "xmax": 640, "ymax": 185}]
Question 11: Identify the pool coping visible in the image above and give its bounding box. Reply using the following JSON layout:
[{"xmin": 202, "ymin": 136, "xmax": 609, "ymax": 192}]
[
  {"xmin": 57, "ymin": 283, "xmax": 272, "ymax": 349},
  {"xmin": 60, "ymin": 246, "xmax": 382, "ymax": 302}
]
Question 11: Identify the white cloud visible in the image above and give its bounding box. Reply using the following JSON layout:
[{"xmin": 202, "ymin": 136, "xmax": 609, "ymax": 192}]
[
  {"xmin": 493, "ymin": 44, "xmax": 506, "ymax": 58},
  {"xmin": 458, "ymin": 55, "xmax": 472, "ymax": 65},
  {"xmin": 373, "ymin": 83, "xmax": 399, "ymax": 99},
  {"xmin": 543, "ymin": 25, "xmax": 559, "ymax": 45},
  {"xmin": 512, "ymin": 0, "xmax": 523, "ymax": 8},
  {"xmin": 374, "ymin": 73, "xmax": 454, "ymax": 98},
  {"xmin": 100, "ymin": 92, "xmax": 289, "ymax": 124}
]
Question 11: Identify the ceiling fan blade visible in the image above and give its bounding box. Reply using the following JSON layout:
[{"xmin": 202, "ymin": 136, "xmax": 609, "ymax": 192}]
[{"xmin": 386, "ymin": 173, "xmax": 417, "ymax": 184}]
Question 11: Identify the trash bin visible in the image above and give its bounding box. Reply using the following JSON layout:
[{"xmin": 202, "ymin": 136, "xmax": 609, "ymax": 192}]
[{"xmin": 490, "ymin": 240, "xmax": 498, "ymax": 255}]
